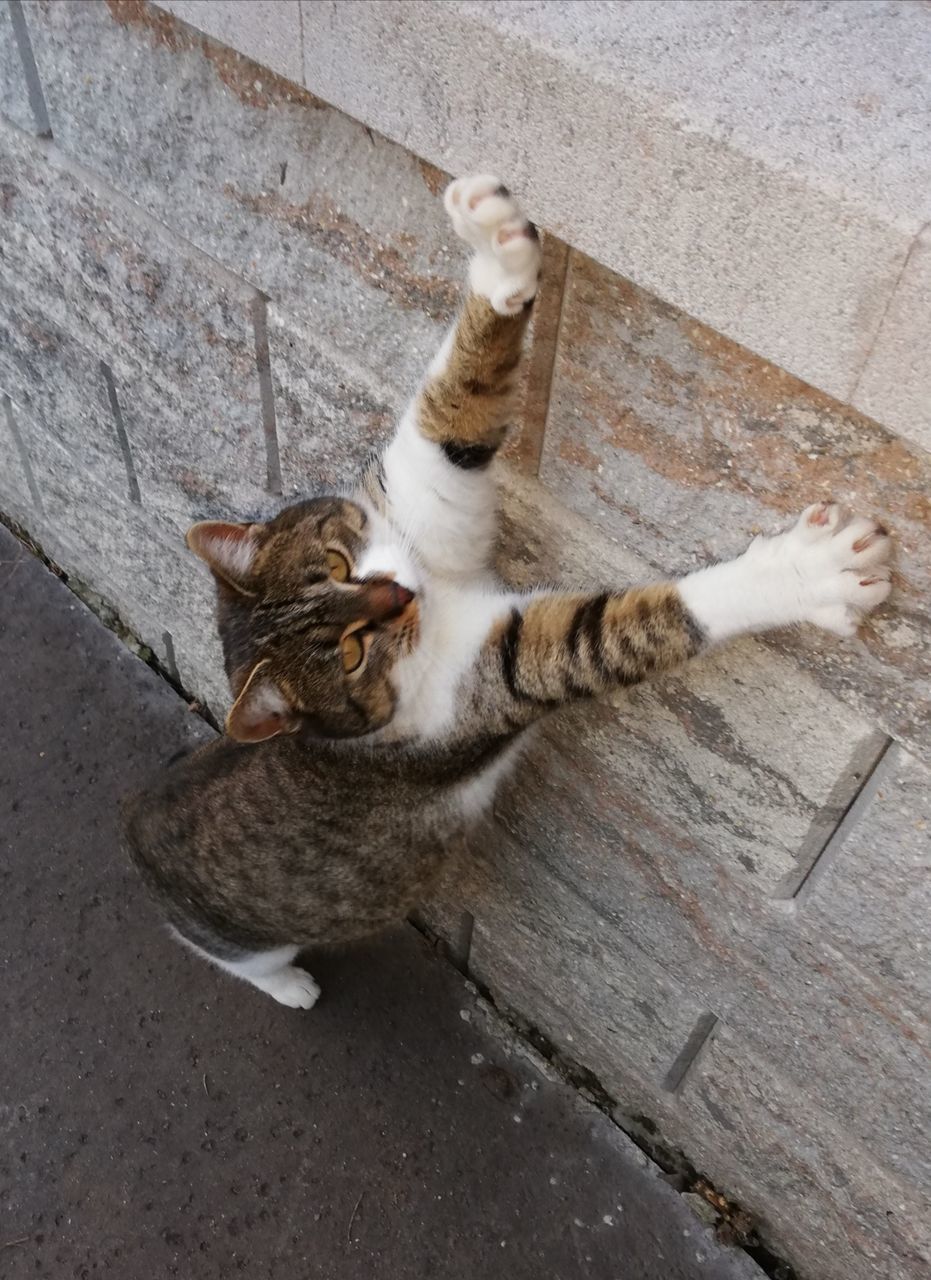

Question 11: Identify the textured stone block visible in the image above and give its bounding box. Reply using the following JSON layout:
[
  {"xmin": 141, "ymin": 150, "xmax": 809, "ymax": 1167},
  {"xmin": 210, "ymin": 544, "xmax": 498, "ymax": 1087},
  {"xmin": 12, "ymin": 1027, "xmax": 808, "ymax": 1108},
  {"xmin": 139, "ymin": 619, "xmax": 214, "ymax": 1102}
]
[
  {"xmin": 806, "ymin": 745, "xmax": 931, "ymax": 1015},
  {"xmin": 27, "ymin": 0, "xmax": 459, "ymax": 398},
  {"xmin": 0, "ymin": 0, "xmax": 46, "ymax": 133},
  {"xmin": 0, "ymin": 292, "xmax": 129, "ymax": 499},
  {"xmin": 677, "ymin": 1022, "xmax": 931, "ymax": 1280},
  {"xmin": 540, "ymin": 254, "xmax": 931, "ymax": 757},
  {"xmin": 480, "ymin": 732, "xmax": 925, "ymax": 1151},
  {"xmin": 466, "ymin": 825, "xmax": 710, "ymax": 1090},
  {"xmin": 0, "ymin": 0, "xmax": 29, "ymax": 129},
  {"xmin": 460, "ymin": 800, "xmax": 929, "ymax": 1280},
  {"xmin": 18, "ymin": 412, "xmax": 228, "ymax": 717},
  {"xmin": 0, "ymin": 120, "xmax": 269, "ymax": 533},
  {"xmin": 268, "ymin": 302, "xmax": 397, "ymax": 498},
  {"xmin": 158, "ymin": 0, "xmax": 303, "ymax": 87},
  {"xmin": 298, "ymin": 0, "xmax": 931, "ymax": 440},
  {"xmin": 0, "ymin": 390, "xmax": 35, "ymax": 522},
  {"xmin": 853, "ymin": 225, "xmax": 931, "ymax": 454}
]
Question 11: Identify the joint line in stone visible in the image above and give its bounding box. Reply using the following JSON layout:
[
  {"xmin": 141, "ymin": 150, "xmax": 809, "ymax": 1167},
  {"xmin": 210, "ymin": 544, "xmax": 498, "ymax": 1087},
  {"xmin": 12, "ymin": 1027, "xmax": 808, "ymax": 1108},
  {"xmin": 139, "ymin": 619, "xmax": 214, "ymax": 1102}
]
[
  {"xmin": 8, "ymin": 0, "xmax": 52, "ymax": 138},
  {"xmin": 3, "ymin": 392, "xmax": 45, "ymax": 515},
  {"xmin": 251, "ymin": 294, "xmax": 283, "ymax": 496},
  {"xmin": 662, "ymin": 1012, "xmax": 719, "ymax": 1094},
  {"xmin": 788, "ymin": 736, "xmax": 896, "ymax": 907},
  {"xmin": 99, "ymin": 361, "xmax": 141, "ymax": 505}
]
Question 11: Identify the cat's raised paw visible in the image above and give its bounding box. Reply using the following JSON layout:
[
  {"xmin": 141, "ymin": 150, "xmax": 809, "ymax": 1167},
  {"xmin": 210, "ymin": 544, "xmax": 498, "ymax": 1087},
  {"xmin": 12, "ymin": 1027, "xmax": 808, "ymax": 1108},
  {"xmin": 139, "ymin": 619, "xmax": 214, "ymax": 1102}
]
[
  {"xmin": 444, "ymin": 174, "xmax": 541, "ymax": 315},
  {"xmin": 756, "ymin": 503, "xmax": 893, "ymax": 637}
]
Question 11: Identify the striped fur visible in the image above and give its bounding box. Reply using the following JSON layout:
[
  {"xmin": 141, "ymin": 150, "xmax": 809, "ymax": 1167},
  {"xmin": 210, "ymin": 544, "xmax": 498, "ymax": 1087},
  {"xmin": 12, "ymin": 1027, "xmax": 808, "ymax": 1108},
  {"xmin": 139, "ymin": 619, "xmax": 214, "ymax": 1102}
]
[
  {"xmin": 479, "ymin": 586, "xmax": 705, "ymax": 730},
  {"xmin": 415, "ymin": 291, "xmax": 531, "ymax": 465},
  {"xmin": 123, "ymin": 173, "xmax": 893, "ymax": 1008}
]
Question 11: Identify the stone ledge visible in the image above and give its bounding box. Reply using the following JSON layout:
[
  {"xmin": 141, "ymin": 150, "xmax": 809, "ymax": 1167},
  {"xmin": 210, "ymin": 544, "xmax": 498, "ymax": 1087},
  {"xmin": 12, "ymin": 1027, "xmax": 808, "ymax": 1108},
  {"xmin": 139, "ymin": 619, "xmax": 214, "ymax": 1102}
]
[{"xmin": 156, "ymin": 0, "xmax": 931, "ymax": 453}]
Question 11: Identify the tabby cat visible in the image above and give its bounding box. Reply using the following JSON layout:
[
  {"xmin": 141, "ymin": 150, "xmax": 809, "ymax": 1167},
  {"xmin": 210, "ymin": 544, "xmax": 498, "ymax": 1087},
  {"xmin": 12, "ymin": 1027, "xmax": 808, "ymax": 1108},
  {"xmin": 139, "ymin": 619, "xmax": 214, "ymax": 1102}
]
[{"xmin": 124, "ymin": 175, "xmax": 892, "ymax": 1008}]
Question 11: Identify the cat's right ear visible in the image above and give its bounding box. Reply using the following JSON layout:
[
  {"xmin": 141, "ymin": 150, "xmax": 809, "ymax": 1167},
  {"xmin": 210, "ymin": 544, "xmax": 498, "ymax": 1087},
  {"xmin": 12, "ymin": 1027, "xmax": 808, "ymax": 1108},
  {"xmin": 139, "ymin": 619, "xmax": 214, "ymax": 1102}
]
[{"xmin": 186, "ymin": 521, "xmax": 265, "ymax": 596}]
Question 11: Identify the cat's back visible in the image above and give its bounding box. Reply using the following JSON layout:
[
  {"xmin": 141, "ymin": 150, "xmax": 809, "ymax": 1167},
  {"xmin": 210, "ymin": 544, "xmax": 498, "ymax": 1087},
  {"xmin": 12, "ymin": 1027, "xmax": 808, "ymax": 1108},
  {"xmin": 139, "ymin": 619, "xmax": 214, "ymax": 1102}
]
[
  {"xmin": 122, "ymin": 731, "xmax": 447, "ymax": 877},
  {"xmin": 123, "ymin": 735, "xmax": 333, "ymax": 870}
]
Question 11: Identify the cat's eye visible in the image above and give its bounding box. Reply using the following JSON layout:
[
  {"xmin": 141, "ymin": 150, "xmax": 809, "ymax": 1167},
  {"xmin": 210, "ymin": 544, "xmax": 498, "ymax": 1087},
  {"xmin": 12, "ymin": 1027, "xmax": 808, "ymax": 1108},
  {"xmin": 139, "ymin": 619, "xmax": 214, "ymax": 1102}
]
[
  {"xmin": 340, "ymin": 630, "xmax": 367, "ymax": 674},
  {"xmin": 326, "ymin": 549, "xmax": 351, "ymax": 583}
]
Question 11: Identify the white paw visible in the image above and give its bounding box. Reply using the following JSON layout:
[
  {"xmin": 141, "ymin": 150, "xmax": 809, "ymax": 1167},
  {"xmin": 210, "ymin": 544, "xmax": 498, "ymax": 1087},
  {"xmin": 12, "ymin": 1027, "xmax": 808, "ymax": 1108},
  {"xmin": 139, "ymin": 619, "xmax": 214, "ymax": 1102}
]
[
  {"xmin": 444, "ymin": 173, "xmax": 541, "ymax": 315},
  {"xmin": 744, "ymin": 503, "xmax": 893, "ymax": 636},
  {"xmin": 680, "ymin": 502, "xmax": 893, "ymax": 643},
  {"xmin": 258, "ymin": 965, "xmax": 321, "ymax": 1010}
]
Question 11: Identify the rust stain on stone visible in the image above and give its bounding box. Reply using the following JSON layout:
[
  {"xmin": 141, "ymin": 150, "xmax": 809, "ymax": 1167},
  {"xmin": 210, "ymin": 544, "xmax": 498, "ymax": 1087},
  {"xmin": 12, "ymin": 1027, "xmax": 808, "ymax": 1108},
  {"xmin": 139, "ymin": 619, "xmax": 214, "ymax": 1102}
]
[
  {"xmin": 558, "ymin": 436, "xmax": 601, "ymax": 472},
  {"xmin": 546, "ymin": 252, "xmax": 931, "ymax": 745},
  {"xmin": 223, "ymin": 185, "xmax": 458, "ymax": 322},
  {"xmin": 105, "ymin": 0, "xmax": 324, "ymax": 111},
  {"xmin": 507, "ymin": 235, "xmax": 570, "ymax": 475},
  {"xmin": 555, "ymin": 257, "xmax": 931, "ymax": 537},
  {"xmin": 417, "ymin": 159, "xmax": 450, "ymax": 198}
]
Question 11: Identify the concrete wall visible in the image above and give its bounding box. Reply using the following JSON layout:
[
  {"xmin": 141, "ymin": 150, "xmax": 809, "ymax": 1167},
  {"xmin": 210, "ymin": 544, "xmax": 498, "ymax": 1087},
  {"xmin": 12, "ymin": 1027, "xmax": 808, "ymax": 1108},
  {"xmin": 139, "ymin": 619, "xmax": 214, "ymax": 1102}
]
[{"xmin": 1, "ymin": 5, "xmax": 928, "ymax": 1279}]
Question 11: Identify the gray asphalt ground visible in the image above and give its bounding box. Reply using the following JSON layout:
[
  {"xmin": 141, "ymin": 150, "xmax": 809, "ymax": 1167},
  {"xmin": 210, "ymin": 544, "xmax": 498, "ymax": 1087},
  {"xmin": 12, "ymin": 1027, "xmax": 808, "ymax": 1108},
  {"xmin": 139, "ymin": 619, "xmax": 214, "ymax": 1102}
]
[{"xmin": 0, "ymin": 523, "xmax": 763, "ymax": 1280}]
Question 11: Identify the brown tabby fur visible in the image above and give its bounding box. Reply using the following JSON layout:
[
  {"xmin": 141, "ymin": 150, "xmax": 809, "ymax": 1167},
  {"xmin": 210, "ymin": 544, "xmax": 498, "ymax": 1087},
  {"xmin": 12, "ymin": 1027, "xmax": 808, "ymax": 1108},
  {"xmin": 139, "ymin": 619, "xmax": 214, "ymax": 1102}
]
[{"xmin": 123, "ymin": 205, "xmax": 705, "ymax": 974}]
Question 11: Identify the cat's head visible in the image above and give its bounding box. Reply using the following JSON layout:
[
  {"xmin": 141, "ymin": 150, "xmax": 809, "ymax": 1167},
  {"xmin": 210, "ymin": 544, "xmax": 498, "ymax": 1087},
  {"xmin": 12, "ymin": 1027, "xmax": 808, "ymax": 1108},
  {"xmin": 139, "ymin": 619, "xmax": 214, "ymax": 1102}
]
[{"xmin": 187, "ymin": 498, "xmax": 420, "ymax": 743}]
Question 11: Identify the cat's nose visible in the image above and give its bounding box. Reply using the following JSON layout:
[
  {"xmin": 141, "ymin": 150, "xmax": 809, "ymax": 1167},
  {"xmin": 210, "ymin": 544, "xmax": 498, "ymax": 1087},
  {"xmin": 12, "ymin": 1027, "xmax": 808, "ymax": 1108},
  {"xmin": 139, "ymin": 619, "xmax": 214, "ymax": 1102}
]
[{"xmin": 359, "ymin": 578, "xmax": 416, "ymax": 623}]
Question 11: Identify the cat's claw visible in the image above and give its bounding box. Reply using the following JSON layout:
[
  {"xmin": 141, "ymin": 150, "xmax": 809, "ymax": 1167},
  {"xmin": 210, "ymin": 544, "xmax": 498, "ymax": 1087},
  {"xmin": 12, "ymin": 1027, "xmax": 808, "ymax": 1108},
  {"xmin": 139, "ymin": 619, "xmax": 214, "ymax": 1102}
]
[
  {"xmin": 751, "ymin": 503, "xmax": 893, "ymax": 636},
  {"xmin": 444, "ymin": 174, "xmax": 541, "ymax": 315}
]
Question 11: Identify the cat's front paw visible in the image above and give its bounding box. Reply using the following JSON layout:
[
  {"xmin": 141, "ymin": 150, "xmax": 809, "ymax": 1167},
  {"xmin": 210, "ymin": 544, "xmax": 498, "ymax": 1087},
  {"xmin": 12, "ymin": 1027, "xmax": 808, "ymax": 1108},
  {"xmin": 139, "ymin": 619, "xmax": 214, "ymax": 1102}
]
[
  {"xmin": 748, "ymin": 502, "xmax": 893, "ymax": 636},
  {"xmin": 444, "ymin": 174, "xmax": 541, "ymax": 315}
]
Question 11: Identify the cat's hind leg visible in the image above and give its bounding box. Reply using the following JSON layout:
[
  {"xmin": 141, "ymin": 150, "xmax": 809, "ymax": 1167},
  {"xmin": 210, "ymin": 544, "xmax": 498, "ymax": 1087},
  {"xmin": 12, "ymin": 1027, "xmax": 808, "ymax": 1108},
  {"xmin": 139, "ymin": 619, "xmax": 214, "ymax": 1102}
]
[{"xmin": 175, "ymin": 933, "xmax": 321, "ymax": 1009}]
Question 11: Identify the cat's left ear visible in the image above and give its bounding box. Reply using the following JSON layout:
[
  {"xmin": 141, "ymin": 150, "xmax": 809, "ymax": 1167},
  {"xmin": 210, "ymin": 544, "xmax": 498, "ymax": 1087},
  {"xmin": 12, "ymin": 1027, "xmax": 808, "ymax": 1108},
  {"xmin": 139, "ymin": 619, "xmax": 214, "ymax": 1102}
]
[
  {"xmin": 225, "ymin": 660, "xmax": 301, "ymax": 743},
  {"xmin": 186, "ymin": 521, "xmax": 265, "ymax": 595}
]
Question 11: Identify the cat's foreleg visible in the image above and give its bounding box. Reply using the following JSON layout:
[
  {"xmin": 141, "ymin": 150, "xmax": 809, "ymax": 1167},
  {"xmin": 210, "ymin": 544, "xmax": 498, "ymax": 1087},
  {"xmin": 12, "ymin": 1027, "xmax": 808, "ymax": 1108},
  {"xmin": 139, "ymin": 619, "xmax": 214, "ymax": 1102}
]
[
  {"xmin": 474, "ymin": 505, "xmax": 892, "ymax": 731},
  {"xmin": 378, "ymin": 176, "xmax": 541, "ymax": 578}
]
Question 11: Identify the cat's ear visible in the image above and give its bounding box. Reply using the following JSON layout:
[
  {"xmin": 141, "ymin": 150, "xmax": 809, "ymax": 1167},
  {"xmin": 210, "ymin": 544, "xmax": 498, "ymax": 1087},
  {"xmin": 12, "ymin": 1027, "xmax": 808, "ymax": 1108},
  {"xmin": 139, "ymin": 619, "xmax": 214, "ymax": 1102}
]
[
  {"xmin": 225, "ymin": 661, "xmax": 300, "ymax": 743},
  {"xmin": 186, "ymin": 521, "xmax": 265, "ymax": 595}
]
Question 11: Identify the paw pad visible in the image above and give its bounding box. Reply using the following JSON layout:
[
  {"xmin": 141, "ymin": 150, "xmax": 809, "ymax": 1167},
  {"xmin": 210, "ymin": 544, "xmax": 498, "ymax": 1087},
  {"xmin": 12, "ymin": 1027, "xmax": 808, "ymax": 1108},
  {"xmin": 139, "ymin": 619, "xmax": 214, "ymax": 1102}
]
[{"xmin": 444, "ymin": 173, "xmax": 541, "ymax": 315}]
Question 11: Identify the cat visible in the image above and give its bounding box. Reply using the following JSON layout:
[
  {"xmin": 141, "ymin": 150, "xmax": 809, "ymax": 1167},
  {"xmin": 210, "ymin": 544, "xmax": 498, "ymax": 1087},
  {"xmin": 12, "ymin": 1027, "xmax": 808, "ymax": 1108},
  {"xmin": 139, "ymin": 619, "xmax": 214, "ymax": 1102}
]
[{"xmin": 123, "ymin": 175, "xmax": 893, "ymax": 1008}]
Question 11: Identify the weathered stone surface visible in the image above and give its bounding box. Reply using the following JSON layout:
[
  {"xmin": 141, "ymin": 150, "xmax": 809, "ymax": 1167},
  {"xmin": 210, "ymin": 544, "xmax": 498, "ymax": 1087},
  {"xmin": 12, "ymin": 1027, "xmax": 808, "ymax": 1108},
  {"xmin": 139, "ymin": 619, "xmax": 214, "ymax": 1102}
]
[
  {"xmin": 472, "ymin": 723, "xmax": 928, "ymax": 1162},
  {"xmin": 853, "ymin": 225, "xmax": 931, "ymax": 454},
  {"xmin": 0, "ymin": 0, "xmax": 46, "ymax": 133},
  {"xmin": 0, "ymin": 390, "xmax": 35, "ymax": 522},
  {"xmin": 458, "ymin": 794, "xmax": 929, "ymax": 1274},
  {"xmin": 806, "ymin": 745, "xmax": 931, "ymax": 1015},
  {"xmin": 16, "ymin": 408, "xmax": 229, "ymax": 717},
  {"xmin": 540, "ymin": 253, "xmax": 931, "ymax": 757},
  {"xmin": 268, "ymin": 302, "xmax": 398, "ymax": 499},
  {"xmin": 676, "ymin": 1021, "xmax": 930, "ymax": 1280},
  {"xmin": 505, "ymin": 231, "xmax": 570, "ymax": 473},
  {"xmin": 0, "ymin": 120, "xmax": 269, "ymax": 533},
  {"xmin": 0, "ymin": 0, "xmax": 30, "ymax": 130},
  {"xmin": 298, "ymin": 0, "xmax": 931, "ymax": 444},
  {"xmin": 158, "ymin": 0, "xmax": 303, "ymax": 87},
  {"xmin": 0, "ymin": 291, "xmax": 129, "ymax": 499},
  {"xmin": 467, "ymin": 829, "xmax": 711, "ymax": 1091},
  {"xmin": 27, "ymin": 0, "xmax": 460, "ymax": 398},
  {"xmin": 461, "ymin": 817, "xmax": 930, "ymax": 1280}
]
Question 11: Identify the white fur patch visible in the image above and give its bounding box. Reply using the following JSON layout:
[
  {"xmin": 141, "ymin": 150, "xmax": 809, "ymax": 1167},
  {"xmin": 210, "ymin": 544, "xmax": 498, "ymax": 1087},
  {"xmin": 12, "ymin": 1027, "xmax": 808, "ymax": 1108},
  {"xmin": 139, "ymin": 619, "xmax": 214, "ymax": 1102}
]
[
  {"xmin": 175, "ymin": 933, "xmax": 320, "ymax": 1009},
  {"xmin": 679, "ymin": 504, "xmax": 892, "ymax": 642},
  {"xmin": 385, "ymin": 581, "xmax": 518, "ymax": 740},
  {"xmin": 381, "ymin": 408, "xmax": 499, "ymax": 580}
]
